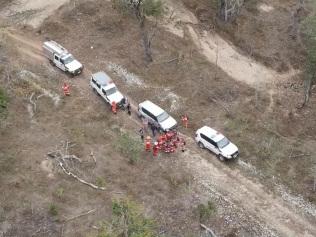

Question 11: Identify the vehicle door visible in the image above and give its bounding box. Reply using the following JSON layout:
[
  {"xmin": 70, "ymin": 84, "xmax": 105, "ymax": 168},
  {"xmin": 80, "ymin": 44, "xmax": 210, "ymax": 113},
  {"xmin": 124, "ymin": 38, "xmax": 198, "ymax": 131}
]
[
  {"xmin": 141, "ymin": 108, "xmax": 156, "ymax": 125},
  {"xmin": 53, "ymin": 55, "xmax": 65, "ymax": 71},
  {"xmin": 101, "ymin": 88, "xmax": 110, "ymax": 103},
  {"xmin": 210, "ymin": 140, "xmax": 220, "ymax": 155},
  {"xmin": 200, "ymin": 134, "xmax": 218, "ymax": 154},
  {"xmin": 150, "ymin": 112, "xmax": 160, "ymax": 128}
]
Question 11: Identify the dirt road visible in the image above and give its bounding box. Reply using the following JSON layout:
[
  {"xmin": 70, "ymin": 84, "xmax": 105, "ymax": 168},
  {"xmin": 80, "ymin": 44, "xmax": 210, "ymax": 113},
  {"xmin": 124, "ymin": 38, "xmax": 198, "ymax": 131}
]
[
  {"xmin": 5, "ymin": 29, "xmax": 316, "ymax": 237},
  {"xmin": 0, "ymin": 0, "xmax": 72, "ymax": 27},
  {"xmin": 163, "ymin": 0, "xmax": 299, "ymax": 87}
]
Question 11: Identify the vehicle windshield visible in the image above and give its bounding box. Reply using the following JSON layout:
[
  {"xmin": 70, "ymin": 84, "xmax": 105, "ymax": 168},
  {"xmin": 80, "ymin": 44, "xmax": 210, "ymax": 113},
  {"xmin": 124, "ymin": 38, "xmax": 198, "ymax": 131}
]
[
  {"xmin": 217, "ymin": 137, "xmax": 230, "ymax": 149},
  {"xmin": 106, "ymin": 87, "xmax": 117, "ymax": 96},
  {"xmin": 157, "ymin": 112, "xmax": 169, "ymax": 123},
  {"xmin": 62, "ymin": 55, "xmax": 74, "ymax": 64}
]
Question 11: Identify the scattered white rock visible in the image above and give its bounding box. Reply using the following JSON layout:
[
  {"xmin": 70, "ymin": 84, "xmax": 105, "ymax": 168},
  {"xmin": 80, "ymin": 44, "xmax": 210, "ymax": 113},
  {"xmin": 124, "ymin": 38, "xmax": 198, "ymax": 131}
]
[
  {"xmin": 258, "ymin": 3, "xmax": 275, "ymax": 13},
  {"xmin": 160, "ymin": 88, "xmax": 182, "ymax": 112},
  {"xmin": 107, "ymin": 62, "xmax": 146, "ymax": 87},
  {"xmin": 277, "ymin": 185, "xmax": 316, "ymax": 218}
]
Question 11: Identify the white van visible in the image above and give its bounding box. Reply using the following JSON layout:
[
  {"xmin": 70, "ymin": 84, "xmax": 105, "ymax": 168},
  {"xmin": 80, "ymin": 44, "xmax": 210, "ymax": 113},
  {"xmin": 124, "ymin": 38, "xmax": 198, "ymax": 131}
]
[{"xmin": 138, "ymin": 100, "xmax": 177, "ymax": 132}]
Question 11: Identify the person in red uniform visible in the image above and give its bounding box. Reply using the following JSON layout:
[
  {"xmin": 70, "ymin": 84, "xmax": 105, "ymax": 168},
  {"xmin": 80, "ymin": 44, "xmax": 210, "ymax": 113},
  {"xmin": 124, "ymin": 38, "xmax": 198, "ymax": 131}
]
[
  {"xmin": 63, "ymin": 83, "xmax": 70, "ymax": 96},
  {"xmin": 153, "ymin": 142, "xmax": 159, "ymax": 157},
  {"xmin": 111, "ymin": 101, "xmax": 117, "ymax": 114},
  {"xmin": 145, "ymin": 136, "xmax": 151, "ymax": 152},
  {"xmin": 181, "ymin": 114, "xmax": 189, "ymax": 128}
]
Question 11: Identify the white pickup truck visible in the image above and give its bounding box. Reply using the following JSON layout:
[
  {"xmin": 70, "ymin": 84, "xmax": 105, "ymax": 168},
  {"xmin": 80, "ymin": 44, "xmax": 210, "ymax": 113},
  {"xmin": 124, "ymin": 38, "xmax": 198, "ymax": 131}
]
[
  {"xmin": 90, "ymin": 71, "xmax": 125, "ymax": 107},
  {"xmin": 43, "ymin": 40, "xmax": 83, "ymax": 76}
]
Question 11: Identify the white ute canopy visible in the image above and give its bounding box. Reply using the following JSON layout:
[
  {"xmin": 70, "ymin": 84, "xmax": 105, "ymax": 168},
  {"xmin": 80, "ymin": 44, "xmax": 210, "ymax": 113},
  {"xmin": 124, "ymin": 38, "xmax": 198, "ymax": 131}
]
[{"xmin": 43, "ymin": 40, "xmax": 83, "ymax": 75}]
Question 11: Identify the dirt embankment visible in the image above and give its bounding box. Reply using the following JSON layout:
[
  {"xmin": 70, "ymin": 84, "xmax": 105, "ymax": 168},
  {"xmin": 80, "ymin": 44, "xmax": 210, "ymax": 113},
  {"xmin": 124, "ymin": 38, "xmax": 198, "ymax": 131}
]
[
  {"xmin": 181, "ymin": 0, "xmax": 307, "ymax": 73},
  {"xmin": 1, "ymin": 0, "xmax": 316, "ymax": 236}
]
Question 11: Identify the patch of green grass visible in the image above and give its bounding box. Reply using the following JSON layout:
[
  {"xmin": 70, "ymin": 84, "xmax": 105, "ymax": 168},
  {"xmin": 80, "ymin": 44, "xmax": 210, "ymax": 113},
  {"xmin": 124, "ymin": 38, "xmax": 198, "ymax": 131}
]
[
  {"xmin": 48, "ymin": 203, "xmax": 58, "ymax": 216},
  {"xmin": 195, "ymin": 201, "xmax": 216, "ymax": 222},
  {"xmin": 115, "ymin": 132, "xmax": 142, "ymax": 165},
  {"xmin": 96, "ymin": 177, "xmax": 106, "ymax": 187},
  {"xmin": 97, "ymin": 199, "xmax": 156, "ymax": 237},
  {"xmin": 0, "ymin": 153, "xmax": 16, "ymax": 177},
  {"xmin": 55, "ymin": 187, "xmax": 64, "ymax": 199},
  {"xmin": 0, "ymin": 88, "xmax": 8, "ymax": 117}
]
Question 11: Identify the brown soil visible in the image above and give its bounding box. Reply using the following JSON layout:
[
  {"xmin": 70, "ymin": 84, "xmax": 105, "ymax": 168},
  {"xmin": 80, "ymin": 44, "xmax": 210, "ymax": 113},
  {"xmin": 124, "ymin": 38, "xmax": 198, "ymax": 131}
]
[{"xmin": 1, "ymin": 0, "xmax": 316, "ymax": 237}]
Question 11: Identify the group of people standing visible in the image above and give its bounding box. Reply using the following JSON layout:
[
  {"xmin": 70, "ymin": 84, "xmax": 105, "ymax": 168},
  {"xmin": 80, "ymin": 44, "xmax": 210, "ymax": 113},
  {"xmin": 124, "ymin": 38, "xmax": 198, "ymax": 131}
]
[
  {"xmin": 108, "ymin": 96, "xmax": 189, "ymax": 158},
  {"xmin": 139, "ymin": 117, "xmax": 186, "ymax": 157}
]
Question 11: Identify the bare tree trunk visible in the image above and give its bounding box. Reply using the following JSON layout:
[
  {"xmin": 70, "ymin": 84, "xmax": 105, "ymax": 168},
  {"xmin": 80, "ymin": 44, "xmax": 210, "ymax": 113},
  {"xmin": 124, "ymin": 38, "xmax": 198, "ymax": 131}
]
[
  {"xmin": 302, "ymin": 73, "xmax": 314, "ymax": 107},
  {"xmin": 132, "ymin": 0, "xmax": 153, "ymax": 63},
  {"xmin": 139, "ymin": 18, "xmax": 153, "ymax": 63}
]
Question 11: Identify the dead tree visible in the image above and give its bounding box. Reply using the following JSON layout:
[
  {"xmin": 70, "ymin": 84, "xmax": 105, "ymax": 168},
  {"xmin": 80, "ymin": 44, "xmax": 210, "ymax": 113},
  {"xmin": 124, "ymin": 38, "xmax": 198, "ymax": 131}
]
[
  {"xmin": 128, "ymin": 0, "xmax": 153, "ymax": 63},
  {"xmin": 218, "ymin": 0, "xmax": 244, "ymax": 22},
  {"xmin": 47, "ymin": 141, "xmax": 105, "ymax": 191},
  {"xmin": 113, "ymin": 0, "xmax": 163, "ymax": 63}
]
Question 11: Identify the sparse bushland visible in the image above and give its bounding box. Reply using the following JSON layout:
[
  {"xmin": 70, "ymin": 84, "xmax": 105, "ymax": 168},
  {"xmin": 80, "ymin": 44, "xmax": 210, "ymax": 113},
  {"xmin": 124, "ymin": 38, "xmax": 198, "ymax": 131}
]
[
  {"xmin": 0, "ymin": 87, "xmax": 8, "ymax": 118},
  {"xmin": 195, "ymin": 200, "xmax": 216, "ymax": 222},
  {"xmin": 115, "ymin": 132, "xmax": 143, "ymax": 164},
  {"xmin": 97, "ymin": 199, "xmax": 156, "ymax": 237},
  {"xmin": 301, "ymin": 4, "xmax": 316, "ymax": 106},
  {"xmin": 111, "ymin": 0, "xmax": 164, "ymax": 62}
]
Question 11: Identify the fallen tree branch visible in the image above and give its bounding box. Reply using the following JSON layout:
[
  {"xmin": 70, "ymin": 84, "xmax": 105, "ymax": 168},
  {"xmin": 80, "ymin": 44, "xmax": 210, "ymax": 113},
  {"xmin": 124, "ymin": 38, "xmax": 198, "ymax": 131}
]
[
  {"xmin": 90, "ymin": 151, "xmax": 97, "ymax": 165},
  {"xmin": 58, "ymin": 161, "xmax": 105, "ymax": 190},
  {"xmin": 63, "ymin": 154, "xmax": 82, "ymax": 163},
  {"xmin": 29, "ymin": 92, "xmax": 36, "ymax": 112},
  {"xmin": 65, "ymin": 209, "xmax": 96, "ymax": 222},
  {"xmin": 200, "ymin": 224, "xmax": 217, "ymax": 237},
  {"xmin": 47, "ymin": 143, "xmax": 105, "ymax": 191},
  {"xmin": 36, "ymin": 94, "xmax": 45, "ymax": 100},
  {"xmin": 163, "ymin": 57, "xmax": 179, "ymax": 64}
]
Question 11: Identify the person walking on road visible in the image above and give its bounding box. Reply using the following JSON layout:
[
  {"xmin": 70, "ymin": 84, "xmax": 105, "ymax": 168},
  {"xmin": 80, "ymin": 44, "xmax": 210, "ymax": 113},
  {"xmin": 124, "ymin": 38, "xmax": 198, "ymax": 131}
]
[
  {"xmin": 149, "ymin": 122, "xmax": 156, "ymax": 137},
  {"xmin": 127, "ymin": 102, "xmax": 131, "ymax": 116},
  {"xmin": 62, "ymin": 83, "xmax": 70, "ymax": 96},
  {"xmin": 153, "ymin": 142, "xmax": 159, "ymax": 157},
  {"xmin": 181, "ymin": 114, "xmax": 189, "ymax": 128},
  {"xmin": 145, "ymin": 136, "xmax": 151, "ymax": 152},
  {"xmin": 142, "ymin": 117, "xmax": 148, "ymax": 132},
  {"xmin": 111, "ymin": 101, "xmax": 117, "ymax": 114}
]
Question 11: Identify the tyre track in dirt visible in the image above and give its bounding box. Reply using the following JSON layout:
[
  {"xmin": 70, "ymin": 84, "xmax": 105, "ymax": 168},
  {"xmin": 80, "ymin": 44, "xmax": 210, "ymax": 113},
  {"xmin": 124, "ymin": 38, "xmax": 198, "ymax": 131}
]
[{"xmin": 5, "ymin": 30, "xmax": 316, "ymax": 237}]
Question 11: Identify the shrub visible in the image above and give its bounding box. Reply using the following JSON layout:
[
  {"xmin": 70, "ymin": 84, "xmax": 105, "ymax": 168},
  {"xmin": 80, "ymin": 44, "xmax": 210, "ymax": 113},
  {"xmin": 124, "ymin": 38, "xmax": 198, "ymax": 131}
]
[
  {"xmin": 112, "ymin": 0, "xmax": 164, "ymax": 18},
  {"xmin": 0, "ymin": 88, "xmax": 8, "ymax": 116},
  {"xmin": 196, "ymin": 201, "xmax": 216, "ymax": 222},
  {"xmin": 49, "ymin": 203, "xmax": 58, "ymax": 216},
  {"xmin": 55, "ymin": 187, "xmax": 64, "ymax": 199},
  {"xmin": 116, "ymin": 132, "xmax": 142, "ymax": 164},
  {"xmin": 97, "ymin": 199, "xmax": 156, "ymax": 237}
]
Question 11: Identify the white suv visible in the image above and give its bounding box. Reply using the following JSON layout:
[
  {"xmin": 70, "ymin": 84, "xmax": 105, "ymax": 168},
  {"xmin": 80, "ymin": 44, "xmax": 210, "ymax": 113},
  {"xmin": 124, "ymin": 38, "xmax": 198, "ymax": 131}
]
[
  {"xmin": 195, "ymin": 126, "xmax": 239, "ymax": 161},
  {"xmin": 138, "ymin": 100, "xmax": 177, "ymax": 132},
  {"xmin": 90, "ymin": 71, "xmax": 125, "ymax": 106}
]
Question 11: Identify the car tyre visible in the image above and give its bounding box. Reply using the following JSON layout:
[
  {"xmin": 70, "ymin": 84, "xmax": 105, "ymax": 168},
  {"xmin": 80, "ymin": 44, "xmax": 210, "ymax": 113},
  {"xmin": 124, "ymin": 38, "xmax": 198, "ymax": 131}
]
[
  {"xmin": 218, "ymin": 154, "xmax": 225, "ymax": 161},
  {"xmin": 198, "ymin": 142, "xmax": 205, "ymax": 149}
]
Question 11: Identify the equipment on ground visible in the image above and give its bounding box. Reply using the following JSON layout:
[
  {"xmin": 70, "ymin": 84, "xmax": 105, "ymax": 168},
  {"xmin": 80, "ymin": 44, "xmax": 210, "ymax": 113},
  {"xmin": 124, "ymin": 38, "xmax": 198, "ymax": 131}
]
[{"xmin": 43, "ymin": 41, "xmax": 83, "ymax": 75}]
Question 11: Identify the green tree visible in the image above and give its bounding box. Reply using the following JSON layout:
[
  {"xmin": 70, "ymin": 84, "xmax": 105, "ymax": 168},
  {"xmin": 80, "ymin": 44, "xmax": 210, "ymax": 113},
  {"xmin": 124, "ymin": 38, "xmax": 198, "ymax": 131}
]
[
  {"xmin": 116, "ymin": 132, "xmax": 142, "ymax": 164},
  {"xmin": 97, "ymin": 199, "xmax": 156, "ymax": 237}
]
